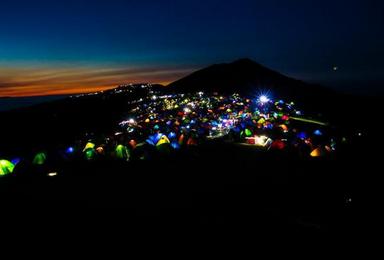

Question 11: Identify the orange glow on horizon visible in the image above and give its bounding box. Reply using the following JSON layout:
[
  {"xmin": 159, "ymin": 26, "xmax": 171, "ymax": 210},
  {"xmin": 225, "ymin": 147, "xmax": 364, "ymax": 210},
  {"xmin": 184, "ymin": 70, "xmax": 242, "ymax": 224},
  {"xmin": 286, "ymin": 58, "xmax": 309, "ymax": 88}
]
[{"xmin": 0, "ymin": 65, "xmax": 193, "ymax": 97}]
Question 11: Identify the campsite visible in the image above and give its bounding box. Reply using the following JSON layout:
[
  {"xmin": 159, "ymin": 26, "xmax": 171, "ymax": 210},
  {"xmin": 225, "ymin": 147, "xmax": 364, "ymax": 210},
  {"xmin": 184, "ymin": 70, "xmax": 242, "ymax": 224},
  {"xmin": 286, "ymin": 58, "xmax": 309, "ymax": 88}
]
[{"xmin": 1, "ymin": 81, "xmax": 377, "ymax": 236}]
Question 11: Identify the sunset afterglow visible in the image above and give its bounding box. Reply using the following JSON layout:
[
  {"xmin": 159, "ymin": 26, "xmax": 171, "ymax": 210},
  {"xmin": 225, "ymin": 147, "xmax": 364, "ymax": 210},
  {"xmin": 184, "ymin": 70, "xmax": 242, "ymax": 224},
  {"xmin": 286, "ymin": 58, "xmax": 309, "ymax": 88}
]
[{"xmin": 0, "ymin": 65, "xmax": 193, "ymax": 97}]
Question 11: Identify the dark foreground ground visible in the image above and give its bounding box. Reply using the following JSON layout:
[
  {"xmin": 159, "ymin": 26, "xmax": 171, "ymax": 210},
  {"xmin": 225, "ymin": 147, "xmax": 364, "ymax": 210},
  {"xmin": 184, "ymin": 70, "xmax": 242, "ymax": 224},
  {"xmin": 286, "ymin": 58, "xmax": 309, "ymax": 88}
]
[{"xmin": 1, "ymin": 139, "xmax": 379, "ymax": 246}]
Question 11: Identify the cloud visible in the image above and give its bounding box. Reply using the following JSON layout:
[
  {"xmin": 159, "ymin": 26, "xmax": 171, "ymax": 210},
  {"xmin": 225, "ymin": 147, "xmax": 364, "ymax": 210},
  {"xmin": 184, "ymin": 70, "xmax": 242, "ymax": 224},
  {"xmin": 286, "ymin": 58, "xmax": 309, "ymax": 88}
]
[{"xmin": 0, "ymin": 64, "xmax": 194, "ymax": 97}]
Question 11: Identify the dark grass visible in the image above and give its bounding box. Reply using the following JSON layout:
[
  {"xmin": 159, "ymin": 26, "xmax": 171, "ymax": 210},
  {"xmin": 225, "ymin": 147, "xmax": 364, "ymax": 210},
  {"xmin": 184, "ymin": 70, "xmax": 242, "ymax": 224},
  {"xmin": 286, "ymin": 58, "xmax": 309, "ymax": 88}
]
[{"xmin": 2, "ymin": 140, "xmax": 372, "ymax": 240}]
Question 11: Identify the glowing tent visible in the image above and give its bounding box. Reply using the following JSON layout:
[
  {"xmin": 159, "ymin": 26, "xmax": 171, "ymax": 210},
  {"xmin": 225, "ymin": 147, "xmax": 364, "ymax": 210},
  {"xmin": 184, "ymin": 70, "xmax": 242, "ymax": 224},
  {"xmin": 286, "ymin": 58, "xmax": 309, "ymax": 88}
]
[
  {"xmin": 156, "ymin": 135, "xmax": 170, "ymax": 146},
  {"xmin": 187, "ymin": 137, "xmax": 197, "ymax": 146},
  {"xmin": 279, "ymin": 124, "xmax": 288, "ymax": 132},
  {"xmin": 32, "ymin": 152, "xmax": 47, "ymax": 165},
  {"xmin": 146, "ymin": 133, "xmax": 163, "ymax": 146},
  {"xmin": 271, "ymin": 140, "xmax": 286, "ymax": 150},
  {"xmin": 241, "ymin": 128, "xmax": 253, "ymax": 138},
  {"xmin": 246, "ymin": 135, "xmax": 273, "ymax": 148},
  {"xmin": 0, "ymin": 160, "xmax": 15, "ymax": 176},
  {"xmin": 96, "ymin": 146, "xmax": 105, "ymax": 154},
  {"xmin": 83, "ymin": 142, "xmax": 95, "ymax": 152},
  {"xmin": 115, "ymin": 144, "xmax": 130, "ymax": 160},
  {"xmin": 170, "ymin": 141, "xmax": 180, "ymax": 149},
  {"xmin": 178, "ymin": 134, "xmax": 185, "ymax": 145},
  {"xmin": 257, "ymin": 118, "xmax": 266, "ymax": 124},
  {"xmin": 129, "ymin": 139, "xmax": 137, "ymax": 149},
  {"xmin": 314, "ymin": 129, "xmax": 323, "ymax": 136},
  {"xmin": 85, "ymin": 149, "xmax": 96, "ymax": 160},
  {"xmin": 310, "ymin": 147, "xmax": 326, "ymax": 157}
]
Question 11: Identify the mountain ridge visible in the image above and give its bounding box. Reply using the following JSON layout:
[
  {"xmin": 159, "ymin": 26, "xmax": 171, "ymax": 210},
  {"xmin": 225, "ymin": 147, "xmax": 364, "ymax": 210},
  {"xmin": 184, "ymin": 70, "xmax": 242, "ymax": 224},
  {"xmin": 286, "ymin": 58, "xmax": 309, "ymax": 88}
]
[{"xmin": 166, "ymin": 58, "xmax": 338, "ymax": 110}]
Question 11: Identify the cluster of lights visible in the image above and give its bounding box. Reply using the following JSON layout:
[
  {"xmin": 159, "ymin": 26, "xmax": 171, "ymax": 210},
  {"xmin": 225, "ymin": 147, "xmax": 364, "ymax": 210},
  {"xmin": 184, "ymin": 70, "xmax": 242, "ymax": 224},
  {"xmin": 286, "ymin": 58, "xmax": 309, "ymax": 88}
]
[{"xmin": 2, "ymin": 89, "xmax": 342, "ymax": 175}]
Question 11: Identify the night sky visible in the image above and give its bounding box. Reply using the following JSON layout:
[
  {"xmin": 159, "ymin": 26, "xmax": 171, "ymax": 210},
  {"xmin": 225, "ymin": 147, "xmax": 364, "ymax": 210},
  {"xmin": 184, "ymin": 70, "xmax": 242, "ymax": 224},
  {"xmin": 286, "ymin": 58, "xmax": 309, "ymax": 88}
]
[{"xmin": 0, "ymin": 0, "xmax": 383, "ymax": 97}]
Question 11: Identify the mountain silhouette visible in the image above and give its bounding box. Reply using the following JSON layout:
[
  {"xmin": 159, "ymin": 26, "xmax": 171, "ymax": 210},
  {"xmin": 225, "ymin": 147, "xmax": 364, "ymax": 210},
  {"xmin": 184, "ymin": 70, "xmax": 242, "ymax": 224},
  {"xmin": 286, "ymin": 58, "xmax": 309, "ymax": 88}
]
[{"xmin": 167, "ymin": 58, "xmax": 337, "ymax": 110}]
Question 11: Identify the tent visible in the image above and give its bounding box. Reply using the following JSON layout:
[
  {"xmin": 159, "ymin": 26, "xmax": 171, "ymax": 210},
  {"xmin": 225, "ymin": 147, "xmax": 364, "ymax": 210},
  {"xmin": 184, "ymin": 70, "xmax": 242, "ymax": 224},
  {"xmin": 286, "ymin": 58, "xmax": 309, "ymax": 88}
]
[
  {"xmin": 115, "ymin": 144, "xmax": 130, "ymax": 160},
  {"xmin": 279, "ymin": 124, "xmax": 288, "ymax": 132},
  {"xmin": 170, "ymin": 141, "xmax": 180, "ymax": 149},
  {"xmin": 281, "ymin": 115, "xmax": 289, "ymax": 121},
  {"xmin": 83, "ymin": 142, "xmax": 95, "ymax": 152},
  {"xmin": 168, "ymin": 132, "xmax": 177, "ymax": 139},
  {"xmin": 314, "ymin": 129, "xmax": 323, "ymax": 136},
  {"xmin": 84, "ymin": 148, "xmax": 96, "ymax": 160},
  {"xmin": 11, "ymin": 158, "xmax": 21, "ymax": 165},
  {"xmin": 271, "ymin": 140, "xmax": 286, "ymax": 150},
  {"xmin": 146, "ymin": 133, "xmax": 163, "ymax": 146},
  {"xmin": 32, "ymin": 152, "xmax": 47, "ymax": 165},
  {"xmin": 156, "ymin": 135, "xmax": 170, "ymax": 146},
  {"xmin": 96, "ymin": 146, "xmax": 105, "ymax": 154},
  {"xmin": 297, "ymin": 132, "xmax": 307, "ymax": 140},
  {"xmin": 241, "ymin": 128, "xmax": 253, "ymax": 138},
  {"xmin": 257, "ymin": 118, "xmax": 266, "ymax": 124},
  {"xmin": 178, "ymin": 134, "xmax": 185, "ymax": 145},
  {"xmin": 310, "ymin": 147, "xmax": 326, "ymax": 157},
  {"xmin": 0, "ymin": 160, "xmax": 15, "ymax": 176},
  {"xmin": 246, "ymin": 135, "xmax": 273, "ymax": 147},
  {"xmin": 129, "ymin": 139, "xmax": 137, "ymax": 149},
  {"xmin": 186, "ymin": 137, "xmax": 197, "ymax": 146}
]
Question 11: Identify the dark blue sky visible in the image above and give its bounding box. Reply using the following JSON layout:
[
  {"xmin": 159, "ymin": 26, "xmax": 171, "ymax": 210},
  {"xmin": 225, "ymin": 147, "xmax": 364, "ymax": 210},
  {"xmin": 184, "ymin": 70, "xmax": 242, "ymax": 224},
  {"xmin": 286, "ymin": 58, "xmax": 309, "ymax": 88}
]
[{"xmin": 1, "ymin": 0, "xmax": 383, "ymax": 96}]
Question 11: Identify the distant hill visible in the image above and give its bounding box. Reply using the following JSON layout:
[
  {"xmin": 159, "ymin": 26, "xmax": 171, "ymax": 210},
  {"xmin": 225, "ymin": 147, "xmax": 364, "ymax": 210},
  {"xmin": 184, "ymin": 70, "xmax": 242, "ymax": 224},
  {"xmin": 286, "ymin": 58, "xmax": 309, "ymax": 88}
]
[
  {"xmin": 0, "ymin": 95, "xmax": 69, "ymax": 111},
  {"xmin": 167, "ymin": 58, "xmax": 339, "ymax": 111}
]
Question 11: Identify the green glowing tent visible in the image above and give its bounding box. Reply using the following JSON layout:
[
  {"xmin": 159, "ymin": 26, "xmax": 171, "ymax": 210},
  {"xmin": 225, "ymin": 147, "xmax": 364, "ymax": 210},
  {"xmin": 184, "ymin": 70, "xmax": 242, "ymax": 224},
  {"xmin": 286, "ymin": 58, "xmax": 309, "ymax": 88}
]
[
  {"xmin": 0, "ymin": 160, "xmax": 15, "ymax": 176},
  {"xmin": 32, "ymin": 152, "xmax": 47, "ymax": 165},
  {"xmin": 115, "ymin": 144, "xmax": 130, "ymax": 160},
  {"xmin": 241, "ymin": 128, "xmax": 252, "ymax": 138},
  {"xmin": 84, "ymin": 148, "xmax": 96, "ymax": 160}
]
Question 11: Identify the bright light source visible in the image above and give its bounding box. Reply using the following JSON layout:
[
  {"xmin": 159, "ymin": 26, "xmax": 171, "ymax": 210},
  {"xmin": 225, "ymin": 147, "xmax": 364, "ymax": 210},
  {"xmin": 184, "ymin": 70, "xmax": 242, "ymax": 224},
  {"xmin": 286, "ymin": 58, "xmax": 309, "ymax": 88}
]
[
  {"xmin": 246, "ymin": 135, "xmax": 272, "ymax": 147},
  {"xmin": 255, "ymin": 135, "xmax": 268, "ymax": 146},
  {"xmin": 48, "ymin": 172, "xmax": 58, "ymax": 177},
  {"xmin": 183, "ymin": 107, "xmax": 191, "ymax": 113},
  {"xmin": 151, "ymin": 95, "xmax": 157, "ymax": 100},
  {"xmin": 258, "ymin": 95, "xmax": 269, "ymax": 104},
  {"xmin": 128, "ymin": 118, "xmax": 135, "ymax": 124}
]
